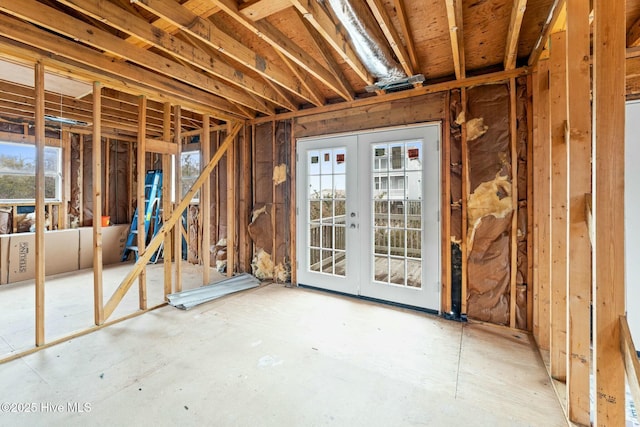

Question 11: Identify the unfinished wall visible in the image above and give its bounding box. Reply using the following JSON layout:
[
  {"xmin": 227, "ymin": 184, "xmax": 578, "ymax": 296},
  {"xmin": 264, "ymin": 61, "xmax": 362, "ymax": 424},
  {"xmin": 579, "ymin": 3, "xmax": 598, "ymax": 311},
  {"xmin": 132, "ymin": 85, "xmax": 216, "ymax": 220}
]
[
  {"xmin": 462, "ymin": 82, "xmax": 529, "ymax": 328},
  {"xmin": 449, "ymin": 89, "xmax": 463, "ymax": 317}
]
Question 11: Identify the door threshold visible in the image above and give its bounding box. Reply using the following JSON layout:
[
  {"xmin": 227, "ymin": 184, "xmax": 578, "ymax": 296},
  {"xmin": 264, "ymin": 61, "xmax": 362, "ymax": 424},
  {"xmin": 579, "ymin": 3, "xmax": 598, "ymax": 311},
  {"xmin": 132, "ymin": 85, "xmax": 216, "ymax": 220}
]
[{"xmin": 297, "ymin": 283, "xmax": 439, "ymax": 316}]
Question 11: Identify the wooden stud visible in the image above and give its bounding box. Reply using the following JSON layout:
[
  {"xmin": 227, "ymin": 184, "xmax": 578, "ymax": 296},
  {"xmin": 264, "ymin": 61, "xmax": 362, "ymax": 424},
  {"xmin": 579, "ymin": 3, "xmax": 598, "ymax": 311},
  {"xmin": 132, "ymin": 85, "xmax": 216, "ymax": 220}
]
[
  {"xmin": 526, "ymin": 74, "xmax": 534, "ymax": 332},
  {"xmin": 239, "ymin": 124, "xmax": 252, "ymax": 272},
  {"xmin": 537, "ymin": 60, "xmax": 551, "ymax": 350},
  {"xmin": 137, "ymin": 96, "xmax": 147, "ymax": 310},
  {"xmin": 509, "ymin": 78, "xmax": 518, "ymax": 328},
  {"xmin": 62, "ymin": 130, "xmax": 71, "ymax": 229},
  {"xmin": 214, "ymin": 131, "xmax": 220, "ymax": 247},
  {"xmin": 102, "ymin": 123, "xmax": 242, "ymax": 320},
  {"xmin": 34, "ymin": 61, "xmax": 45, "ymax": 346},
  {"xmin": 79, "ymin": 134, "xmax": 84, "ymax": 226},
  {"xmin": 549, "ymin": 30, "xmax": 567, "ymax": 382},
  {"xmin": 442, "ymin": 91, "xmax": 452, "ymax": 314},
  {"xmin": 174, "ymin": 105, "xmax": 183, "ymax": 292},
  {"xmin": 162, "ymin": 103, "xmax": 172, "ymax": 298},
  {"xmin": 226, "ymin": 123, "xmax": 236, "ymax": 277},
  {"xmin": 593, "ymin": 0, "xmax": 626, "ymax": 423},
  {"xmin": 92, "ymin": 82, "xmax": 104, "ymax": 325},
  {"xmin": 460, "ymin": 87, "xmax": 468, "ymax": 315},
  {"xmin": 104, "ymin": 139, "xmax": 110, "ymax": 217},
  {"xmin": 565, "ymin": 0, "xmax": 591, "ymax": 422},
  {"xmin": 271, "ymin": 121, "xmax": 277, "ymax": 271},
  {"xmin": 290, "ymin": 122, "xmax": 297, "ymax": 285},
  {"xmin": 202, "ymin": 114, "xmax": 211, "ymax": 285}
]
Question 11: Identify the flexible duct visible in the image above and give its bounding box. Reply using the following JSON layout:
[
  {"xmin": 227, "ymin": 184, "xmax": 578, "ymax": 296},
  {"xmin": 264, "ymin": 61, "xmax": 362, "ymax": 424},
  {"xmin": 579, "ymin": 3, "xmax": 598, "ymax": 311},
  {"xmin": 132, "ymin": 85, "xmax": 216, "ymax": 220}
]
[{"xmin": 324, "ymin": 0, "xmax": 406, "ymax": 85}]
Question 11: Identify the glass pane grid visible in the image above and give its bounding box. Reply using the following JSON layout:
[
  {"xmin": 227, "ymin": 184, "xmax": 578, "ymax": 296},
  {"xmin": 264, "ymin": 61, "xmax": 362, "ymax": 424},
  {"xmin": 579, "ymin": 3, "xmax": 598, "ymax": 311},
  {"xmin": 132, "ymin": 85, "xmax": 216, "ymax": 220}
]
[
  {"xmin": 371, "ymin": 140, "xmax": 423, "ymax": 288},
  {"xmin": 307, "ymin": 148, "xmax": 346, "ymax": 277}
]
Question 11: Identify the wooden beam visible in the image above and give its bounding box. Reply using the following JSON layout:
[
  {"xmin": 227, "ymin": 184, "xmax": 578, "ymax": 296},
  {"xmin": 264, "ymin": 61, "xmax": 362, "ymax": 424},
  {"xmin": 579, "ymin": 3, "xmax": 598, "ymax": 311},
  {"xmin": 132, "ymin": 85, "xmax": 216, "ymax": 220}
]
[
  {"xmin": 226, "ymin": 123, "xmax": 236, "ymax": 277},
  {"xmin": 365, "ymin": 0, "xmax": 414, "ymax": 76},
  {"xmin": 132, "ymin": 0, "xmax": 318, "ymax": 106},
  {"xmin": 211, "ymin": 0, "xmax": 352, "ymax": 102},
  {"xmin": 252, "ymin": 67, "xmax": 529, "ymax": 125},
  {"xmin": 238, "ymin": 125, "xmax": 249, "ymax": 271},
  {"xmin": 57, "ymin": 0, "xmax": 291, "ymax": 113},
  {"xmin": 92, "ymin": 82, "xmax": 104, "ymax": 325},
  {"xmin": 123, "ymin": 0, "xmax": 220, "ymax": 49},
  {"xmin": 202, "ymin": 114, "xmax": 211, "ymax": 285},
  {"xmin": 593, "ymin": 0, "xmax": 626, "ymax": 423},
  {"xmin": 239, "ymin": 0, "xmax": 291, "ymax": 21},
  {"xmin": 628, "ymin": 16, "xmax": 640, "ymax": 48},
  {"xmin": 174, "ymin": 105, "xmax": 183, "ymax": 293},
  {"xmin": 289, "ymin": 124, "xmax": 296, "ymax": 284},
  {"xmin": 526, "ymin": 74, "xmax": 534, "ymax": 331},
  {"xmin": 104, "ymin": 139, "xmax": 110, "ymax": 217},
  {"xmin": 528, "ymin": 0, "xmax": 565, "ymax": 67},
  {"xmin": 137, "ymin": 96, "xmax": 147, "ymax": 311},
  {"xmin": 620, "ymin": 316, "xmax": 640, "ymax": 410},
  {"xmin": 102, "ymin": 123, "xmax": 242, "ymax": 320},
  {"xmin": 62, "ymin": 130, "xmax": 71, "ymax": 229},
  {"xmin": 532, "ymin": 60, "xmax": 551, "ymax": 349},
  {"xmin": 0, "ymin": 0, "xmax": 263, "ymax": 116},
  {"xmin": 504, "ymin": 0, "xmax": 528, "ymax": 70},
  {"xmin": 392, "ymin": 0, "xmax": 420, "ymax": 72},
  {"xmin": 444, "ymin": 0, "xmax": 466, "ymax": 79},
  {"xmin": 289, "ymin": 0, "xmax": 375, "ymax": 85},
  {"xmin": 162, "ymin": 103, "xmax": 172, "ymax": 299},
  {"xmin": 549, "ymin": 31, "xmax": 567, "ymax": 381},
  {"xmin": 565, "ymin": 0, "xmax": 591, "ymax": 422},
  {"xmin": 509, "ymin": 78, "xmax": 518, "ymax": 328},
  {"xmin": 0, "ymin": 19, "xmax": 243, "ymax": 121},
  {"xmin": 460, "ymin": 87, "xmax": 468, "ymax": 315},
  {"xmin": 145, "ymin": 138, "xmax": 178, "ymax": 155},
  {"xmin": 442, "ymin": 91, "xmax": 452, "ymax": 314},
  {"xmin": 276, "ymin": 52, "xmax": 325, "ymax": 107},
  {"xmin": 34, "ymin": 61, "xmax": 45, "ymax": 346}
]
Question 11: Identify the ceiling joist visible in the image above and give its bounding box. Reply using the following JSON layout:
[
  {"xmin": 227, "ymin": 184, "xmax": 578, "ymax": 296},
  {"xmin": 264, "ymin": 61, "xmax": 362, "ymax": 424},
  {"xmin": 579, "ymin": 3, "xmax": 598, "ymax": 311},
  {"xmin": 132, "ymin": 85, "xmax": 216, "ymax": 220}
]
[
  {"xmin": 0, "ymin": 0, "xmax": 261, "ymax": 117},
  {"xmin": 290, "ymin": 0, "xmax": 374, "ymax": 85},
  {"xmin": 0, "ymin": 17, "xmax": 243, "ymax": 121},
  {"xmin": 239, "ymin": 0, "xmax": 292, "ymax": 21},
  {"xmin": 210, "ymin": 0, "xmax": 353, "ymax": 102},
  {"xmin": 365, "ymin": 0, "xmax": 414, "ymax": 76},
  {"xmin": 504, "ymin": 0, "xmax": 528, "ymax": 70},
  {"xmin": 56, "ymin": 0, "xmax": 293, "ymax": 112},
  {"xmin": 132, "ymin": 0, "xmax": 318, "ymax": 106},
  {"xmin": 392, "ymin": 0, "xmax": 420, "ymax": 72},
  {"xmin": 445, "ymin": 0, "xmax": 466, "ymax": 79}
]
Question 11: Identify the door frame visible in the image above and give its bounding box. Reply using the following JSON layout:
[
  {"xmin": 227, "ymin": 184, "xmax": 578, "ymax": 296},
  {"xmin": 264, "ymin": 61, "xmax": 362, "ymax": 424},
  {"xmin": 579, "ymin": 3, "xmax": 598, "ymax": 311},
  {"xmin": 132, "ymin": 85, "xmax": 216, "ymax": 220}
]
[{"xmin": 295, "ymin": 123, "xmax": 442, "ymax": 313}]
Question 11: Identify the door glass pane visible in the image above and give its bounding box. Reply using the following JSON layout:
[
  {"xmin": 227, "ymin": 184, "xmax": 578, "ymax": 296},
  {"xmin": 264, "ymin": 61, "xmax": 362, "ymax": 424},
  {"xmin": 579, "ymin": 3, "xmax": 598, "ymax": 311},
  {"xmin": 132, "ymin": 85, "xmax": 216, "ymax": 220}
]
[
  {"xmin": 306, "ymin": 147, "xmax": 347, "ymax": 277},
  {"xmin": 371, "ymin": 140, "xmax": 423, "ymax": 288}
]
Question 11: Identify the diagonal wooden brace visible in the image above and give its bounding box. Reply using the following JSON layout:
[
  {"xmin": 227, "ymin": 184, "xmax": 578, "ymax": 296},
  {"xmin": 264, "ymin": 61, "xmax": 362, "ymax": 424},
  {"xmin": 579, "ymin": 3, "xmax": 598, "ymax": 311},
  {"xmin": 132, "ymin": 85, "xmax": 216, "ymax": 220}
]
[{"xmin": 102, "ymin": 122, "xmax": 243, "ymax": 322}]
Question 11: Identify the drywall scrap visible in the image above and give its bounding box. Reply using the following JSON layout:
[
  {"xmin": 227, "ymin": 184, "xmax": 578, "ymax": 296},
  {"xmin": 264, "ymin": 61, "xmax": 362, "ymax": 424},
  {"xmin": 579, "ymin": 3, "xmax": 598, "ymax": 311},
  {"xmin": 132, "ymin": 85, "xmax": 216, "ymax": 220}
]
[
  {"xmin": 0, "ymin": 208, "xmax": 10, "ymax": 234},
  {"xmin": 466, "ymin": 84, "xmax": 514, "ymax": 326}
]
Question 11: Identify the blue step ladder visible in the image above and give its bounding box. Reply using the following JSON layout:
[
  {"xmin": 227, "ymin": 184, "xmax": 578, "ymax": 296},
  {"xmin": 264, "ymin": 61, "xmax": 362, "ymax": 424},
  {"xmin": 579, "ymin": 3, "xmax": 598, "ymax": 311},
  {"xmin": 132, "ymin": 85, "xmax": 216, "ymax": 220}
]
[{"xmin": 122, "ymin": 170, "xmax": 164, "ymax": 262}]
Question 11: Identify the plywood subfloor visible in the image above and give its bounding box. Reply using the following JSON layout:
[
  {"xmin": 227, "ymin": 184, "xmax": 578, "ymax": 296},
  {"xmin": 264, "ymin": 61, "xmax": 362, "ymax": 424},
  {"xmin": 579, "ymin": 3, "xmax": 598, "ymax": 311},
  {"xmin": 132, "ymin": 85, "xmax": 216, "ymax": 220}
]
[
  {"xmin": 0, "ymin": 261, "xmax": 224, "ymax": 358},
  {"xmin": 0, "ymin": 283, "xmax": 566, "ymax": 426}
]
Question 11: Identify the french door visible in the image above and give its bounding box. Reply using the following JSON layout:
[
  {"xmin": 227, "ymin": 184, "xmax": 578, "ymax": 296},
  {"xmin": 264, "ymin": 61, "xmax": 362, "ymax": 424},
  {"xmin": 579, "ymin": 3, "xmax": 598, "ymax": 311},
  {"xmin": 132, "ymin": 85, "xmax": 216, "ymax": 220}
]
[{"xmin": 296, "ymin": 124, "xmax": 440, "ymax": 311}]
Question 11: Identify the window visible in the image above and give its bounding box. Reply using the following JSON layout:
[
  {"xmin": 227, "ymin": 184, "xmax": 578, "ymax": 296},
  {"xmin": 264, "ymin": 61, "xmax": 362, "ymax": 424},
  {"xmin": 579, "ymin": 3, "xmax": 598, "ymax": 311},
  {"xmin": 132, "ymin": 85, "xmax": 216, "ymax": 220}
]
[
  {"xmin": 181, "ymin": 151, "xmax": 200, "ymax": 202},
  {"xmin": 0, "ymin": 142, "xmax": 62, "ymax": 203}
]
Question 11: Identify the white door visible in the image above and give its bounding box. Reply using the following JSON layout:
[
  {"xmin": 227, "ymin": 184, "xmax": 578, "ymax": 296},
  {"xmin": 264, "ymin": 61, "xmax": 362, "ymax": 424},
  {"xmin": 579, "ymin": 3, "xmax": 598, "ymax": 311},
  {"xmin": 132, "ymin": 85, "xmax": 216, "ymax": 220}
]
[{"xmin": 296, "ymin": 124, "xmax": 440, "ymax": 311}]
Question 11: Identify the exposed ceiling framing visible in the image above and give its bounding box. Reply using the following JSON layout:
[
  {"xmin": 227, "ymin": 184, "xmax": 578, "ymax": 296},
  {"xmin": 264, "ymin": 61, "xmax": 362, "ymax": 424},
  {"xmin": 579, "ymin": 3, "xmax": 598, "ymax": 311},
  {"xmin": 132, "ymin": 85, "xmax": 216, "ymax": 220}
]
[{"xmin": 0, "ymin": 0, "xmax": 638, "ymax": 134}]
